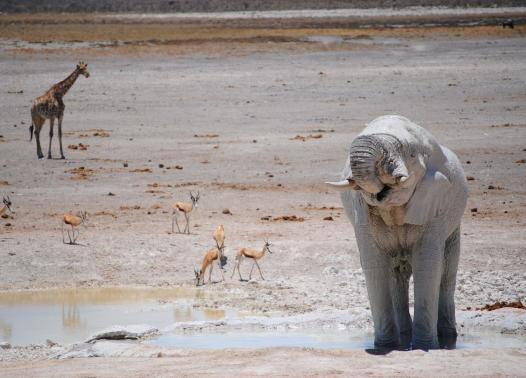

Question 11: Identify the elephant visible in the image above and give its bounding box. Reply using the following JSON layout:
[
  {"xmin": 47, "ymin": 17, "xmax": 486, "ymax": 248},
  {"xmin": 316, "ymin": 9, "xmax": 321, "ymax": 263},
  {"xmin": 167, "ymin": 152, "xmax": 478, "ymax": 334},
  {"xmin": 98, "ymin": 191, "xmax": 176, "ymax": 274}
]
[{"xmin": 327, "ymin": 115, "xmax": 468, "ymax": 351}]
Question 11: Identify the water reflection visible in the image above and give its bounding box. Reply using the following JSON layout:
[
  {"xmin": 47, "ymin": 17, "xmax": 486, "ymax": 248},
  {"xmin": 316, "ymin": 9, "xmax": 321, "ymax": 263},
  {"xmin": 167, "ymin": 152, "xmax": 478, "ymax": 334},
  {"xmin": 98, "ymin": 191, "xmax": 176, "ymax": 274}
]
[
  {"xmin": 0, "ymin": 320, "xmax": 12, "ymax": 340},
  {"xmin": 62, "ymin": 304, "xmax": 83, "ymax": 329},
  {"xmin": 0, "ymin": 287, "xmax": 225, "ymax": 346},
  {"xmin": 0, "ymin": 287, "xmax": 210, "ymax": 305}
]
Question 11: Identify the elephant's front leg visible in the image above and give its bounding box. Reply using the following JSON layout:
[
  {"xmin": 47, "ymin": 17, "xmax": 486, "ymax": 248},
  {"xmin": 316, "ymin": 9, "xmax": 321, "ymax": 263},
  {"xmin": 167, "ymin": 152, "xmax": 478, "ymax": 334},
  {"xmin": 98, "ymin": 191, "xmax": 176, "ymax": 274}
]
[
  {"xmin": 411, "ymin": 218, "xmax": 447, "ymax": 350},
  {"xmin": 356, "ymin": 226, "xmax": 399, "ymax": 349},
  {"xmin": 391, "ymin": 263, "xmax": 412, "ymax": 349}
]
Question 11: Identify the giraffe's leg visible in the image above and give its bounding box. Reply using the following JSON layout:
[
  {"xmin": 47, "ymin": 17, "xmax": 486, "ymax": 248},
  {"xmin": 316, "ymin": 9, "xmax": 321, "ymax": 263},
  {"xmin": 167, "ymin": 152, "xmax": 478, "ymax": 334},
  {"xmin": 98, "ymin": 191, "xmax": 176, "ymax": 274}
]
[
  {"xmin": 255, "ymin": 260, "xmax": 265, "ymax": 280},
  {"xmin": 58, "ymin": 113, "xmax": 65, "ymax": 159},
  {"xmin": 33, "ymin": 118, "xmax": 45, "ymax": 159},
  {"xmin": 47, "ymin": 117, "xmax": 55, "ymax": 159}
]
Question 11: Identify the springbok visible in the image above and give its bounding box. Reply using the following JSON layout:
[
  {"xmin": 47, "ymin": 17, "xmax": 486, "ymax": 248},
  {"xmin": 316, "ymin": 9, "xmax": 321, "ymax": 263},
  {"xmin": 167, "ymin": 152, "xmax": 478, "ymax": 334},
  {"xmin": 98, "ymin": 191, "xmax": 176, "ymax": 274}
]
[
  {"xmin": 172, "ymin": 191, "xmax": 200, "ymax": 234},
  {"xmin": 194, "ymin": 247, "xmax": 225, "ymax": 286},
  {"xmin": 213, "ymin": 224, "xmax": 227, "ymax": 270},
  {"xmin": 62, "ymin": 211, "xmax": 87, "ymax": 245},
  {"xmin": 231, "ymin": 240, "xmax": 272, "ymax": 281},
  {"xmin": 213, "ymin": 224, "xmax": 225, "ymax": 251},
  {"xmin": 1, "ymin": 196, "xmax": 13, "ymax": 217}
]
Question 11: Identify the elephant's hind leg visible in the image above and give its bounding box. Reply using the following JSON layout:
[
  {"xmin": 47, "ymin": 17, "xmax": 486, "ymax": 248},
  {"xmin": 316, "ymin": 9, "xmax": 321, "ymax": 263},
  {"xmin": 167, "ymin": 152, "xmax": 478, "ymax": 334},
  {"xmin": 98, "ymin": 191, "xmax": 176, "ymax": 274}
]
[{"xmin": 438, "ymin": 227, "xmax": 461, "ymax": 349}]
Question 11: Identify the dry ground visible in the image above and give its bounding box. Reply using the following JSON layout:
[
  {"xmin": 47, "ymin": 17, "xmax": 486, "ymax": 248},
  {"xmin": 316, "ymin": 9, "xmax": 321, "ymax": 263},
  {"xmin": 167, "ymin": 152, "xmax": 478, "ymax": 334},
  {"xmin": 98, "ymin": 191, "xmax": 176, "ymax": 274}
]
[{"xmin": 0, "ymin": 12, "xmax": 525, "ymax": 376}]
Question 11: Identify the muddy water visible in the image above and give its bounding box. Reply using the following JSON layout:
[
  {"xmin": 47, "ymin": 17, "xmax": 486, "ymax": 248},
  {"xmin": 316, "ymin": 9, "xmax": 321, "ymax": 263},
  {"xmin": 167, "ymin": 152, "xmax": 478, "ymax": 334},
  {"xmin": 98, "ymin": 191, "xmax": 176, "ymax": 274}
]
[
  {"xmin": 0, "ymin": 287, "xmax": 240, "ymax": 346},
  {"xmin": 150, "ymin": 331, "xmax": 373, "ymax": 349},
  {"xmin": 149, "ymin": 331, "xmax": 526, "ymax": 350}
]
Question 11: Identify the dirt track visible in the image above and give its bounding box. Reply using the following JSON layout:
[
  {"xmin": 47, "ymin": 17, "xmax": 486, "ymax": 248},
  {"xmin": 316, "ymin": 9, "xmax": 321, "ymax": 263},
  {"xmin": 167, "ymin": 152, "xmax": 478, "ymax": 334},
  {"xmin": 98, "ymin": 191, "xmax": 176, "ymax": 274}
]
[{"xmin": 0, "ymin": 12, "xmax": 525, "ymax": 376}]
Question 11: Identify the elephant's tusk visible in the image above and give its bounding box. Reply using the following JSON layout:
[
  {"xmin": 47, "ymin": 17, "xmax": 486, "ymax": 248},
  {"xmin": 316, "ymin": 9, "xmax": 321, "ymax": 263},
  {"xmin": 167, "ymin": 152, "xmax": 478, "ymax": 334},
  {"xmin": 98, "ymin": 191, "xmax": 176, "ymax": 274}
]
[{"xmin": 325, "ymin": 180, "xmax": 355, "ymax": 191}]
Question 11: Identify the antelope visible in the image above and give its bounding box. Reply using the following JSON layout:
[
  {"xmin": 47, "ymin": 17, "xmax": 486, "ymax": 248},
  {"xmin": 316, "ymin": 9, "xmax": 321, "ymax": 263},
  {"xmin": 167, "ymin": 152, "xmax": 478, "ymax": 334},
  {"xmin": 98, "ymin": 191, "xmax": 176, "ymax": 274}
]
[
  {"xmin": 62, "ymin": 211, "xmax": 88, "ymax": 245},
  {"xmin": 231, "ymin": 240, "xmax": 272, "ymax": 281},
  {"xmin": 0, "ymin": 196, "xmax": 13, "ymax": 218},
  {"xmin": 172, "ymin": 191, "xmax": 200, "ymax": 234},
  {"xmin": 194, "ymin": 247, "xmax": 225, "ymax": 286},
  {"xmin": 213, "ymin": 224, "xmax": 225, "ymax": 251},
  {"xmin": 213, "ymin": 224, "xmax": 227, "ymax": 270}
]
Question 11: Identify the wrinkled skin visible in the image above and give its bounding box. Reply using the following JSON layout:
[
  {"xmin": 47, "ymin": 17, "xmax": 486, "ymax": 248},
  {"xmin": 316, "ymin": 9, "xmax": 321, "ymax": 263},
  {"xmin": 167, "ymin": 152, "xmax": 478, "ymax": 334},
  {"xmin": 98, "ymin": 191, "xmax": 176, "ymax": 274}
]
[{"xmin": 327, "ymin": 115, "xmax": 468, "ymax": 351}]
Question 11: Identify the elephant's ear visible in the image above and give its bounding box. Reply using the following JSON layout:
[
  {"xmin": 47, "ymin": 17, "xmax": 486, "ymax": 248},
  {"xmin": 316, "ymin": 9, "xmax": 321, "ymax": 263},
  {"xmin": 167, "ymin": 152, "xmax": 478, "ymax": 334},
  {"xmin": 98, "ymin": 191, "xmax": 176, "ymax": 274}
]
[
  {"xmin": 404, "ymin": 170, "xmax": 451, "ymax": 225},
  {"xmin": 341, "ymin": 189, "xmax": 369, "ymax": 225}
]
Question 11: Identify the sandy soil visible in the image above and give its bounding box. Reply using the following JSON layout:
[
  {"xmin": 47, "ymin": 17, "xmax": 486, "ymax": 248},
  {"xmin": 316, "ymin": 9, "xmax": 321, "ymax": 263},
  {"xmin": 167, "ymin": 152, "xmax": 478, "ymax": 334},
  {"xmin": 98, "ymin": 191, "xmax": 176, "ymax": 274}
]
[{"xmin": 0, "ymin": 12, "xmax": 525, "ymax": 376}]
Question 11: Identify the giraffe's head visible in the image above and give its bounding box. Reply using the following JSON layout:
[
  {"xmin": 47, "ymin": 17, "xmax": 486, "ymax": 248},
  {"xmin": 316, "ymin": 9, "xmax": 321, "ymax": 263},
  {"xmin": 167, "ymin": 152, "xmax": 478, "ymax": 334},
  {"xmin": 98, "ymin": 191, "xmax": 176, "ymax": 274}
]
[{"xmin": 77, "ymin": 61, "xmax": 90, "ymax": 78}]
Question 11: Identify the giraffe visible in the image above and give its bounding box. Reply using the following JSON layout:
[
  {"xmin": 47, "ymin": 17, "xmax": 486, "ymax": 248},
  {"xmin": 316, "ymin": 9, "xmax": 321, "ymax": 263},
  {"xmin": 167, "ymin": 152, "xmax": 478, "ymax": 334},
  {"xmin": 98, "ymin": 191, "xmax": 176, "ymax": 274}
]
[{"xmin": 29, "ymin": 62, "xmax": 90, "ymax": 159}]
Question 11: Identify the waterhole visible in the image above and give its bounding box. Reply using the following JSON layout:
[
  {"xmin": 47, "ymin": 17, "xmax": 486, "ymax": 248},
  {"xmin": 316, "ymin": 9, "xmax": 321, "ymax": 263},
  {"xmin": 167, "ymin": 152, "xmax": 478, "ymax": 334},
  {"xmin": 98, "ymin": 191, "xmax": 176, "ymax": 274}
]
[
  {"xmin": 150, "ymin": 331, "xmax": 373, "ymax": 349},
  {"xmin": 0, "ymin": 287, "xmax": 243, "ymax": 346},
  {"xmin": 148, "ymin": 331, "xmax": 526, "ymax": 350}
]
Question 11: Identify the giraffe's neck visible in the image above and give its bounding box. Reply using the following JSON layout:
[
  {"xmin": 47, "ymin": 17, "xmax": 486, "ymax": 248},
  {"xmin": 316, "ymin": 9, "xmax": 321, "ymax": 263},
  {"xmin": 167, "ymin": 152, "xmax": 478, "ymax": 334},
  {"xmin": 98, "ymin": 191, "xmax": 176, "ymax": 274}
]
[{"xmin": 52, "ymin": 68, "xmax": 80, "ymax": 98}]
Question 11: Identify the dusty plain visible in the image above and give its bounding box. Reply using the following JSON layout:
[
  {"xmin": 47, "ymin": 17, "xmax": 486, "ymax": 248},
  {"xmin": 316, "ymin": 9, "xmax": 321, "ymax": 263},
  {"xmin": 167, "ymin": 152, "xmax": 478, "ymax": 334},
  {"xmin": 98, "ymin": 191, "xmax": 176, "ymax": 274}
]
[{"xmin": 0, "ymin": 10, "xmax": 525, "ymax": 376}]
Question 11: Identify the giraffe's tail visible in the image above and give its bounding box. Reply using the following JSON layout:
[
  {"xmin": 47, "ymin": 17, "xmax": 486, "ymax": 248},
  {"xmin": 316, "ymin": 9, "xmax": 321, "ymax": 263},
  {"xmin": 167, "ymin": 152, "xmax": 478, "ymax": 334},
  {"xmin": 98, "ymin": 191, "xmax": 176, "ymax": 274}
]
[{"xmin": 29, "ymin": 124, "xmax": 33, "ymax": 142}]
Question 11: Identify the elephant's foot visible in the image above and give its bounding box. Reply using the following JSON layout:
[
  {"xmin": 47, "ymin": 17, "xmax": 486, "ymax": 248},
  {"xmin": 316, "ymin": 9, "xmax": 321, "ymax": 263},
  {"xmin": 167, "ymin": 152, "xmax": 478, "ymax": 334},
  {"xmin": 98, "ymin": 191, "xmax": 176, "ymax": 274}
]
[
  {"xmin": 438, "ymin": 328, "xmax": 457, "ymax": 349},
  {"xmin": 411, "ymin": 336, "xmax": 439, "ymax": 351},
  {"xmin": 47, "ymin": 154, "xmax": 52, "ymax": 159},
  {"xmin": 366, "ymin": 340, "xmax": 401, "ymax": 355},
  {"xmin": 399, "ymin": 330, "xmax": 412, "ymax": 350},
  {"xmin": 38, "ymin": 153, "xmax": 44, "ymax": 159}
]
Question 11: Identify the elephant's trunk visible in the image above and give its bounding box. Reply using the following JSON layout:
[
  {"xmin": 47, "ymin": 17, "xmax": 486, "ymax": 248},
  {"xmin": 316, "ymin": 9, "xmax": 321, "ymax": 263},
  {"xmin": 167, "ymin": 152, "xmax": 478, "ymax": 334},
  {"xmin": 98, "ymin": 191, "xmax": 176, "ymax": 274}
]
[{"xmin": 349, "ymin": 133, "xmax": 404, "ymax": 193}]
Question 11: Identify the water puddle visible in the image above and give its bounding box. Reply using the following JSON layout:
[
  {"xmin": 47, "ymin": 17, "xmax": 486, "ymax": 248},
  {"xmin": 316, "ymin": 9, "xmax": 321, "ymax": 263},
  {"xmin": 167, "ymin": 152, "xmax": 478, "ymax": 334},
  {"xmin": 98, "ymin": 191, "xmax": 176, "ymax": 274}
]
[
  {"xmin": 148, "ymin": 331, "xmax": 526, "ymax": 350},
  {"xmin": 150, "ymin": 331, "xmax": 373, "ymax": 349},
  {"xmin": 0, "ymin": 287, "xmax": 243, "ymax": 346}
]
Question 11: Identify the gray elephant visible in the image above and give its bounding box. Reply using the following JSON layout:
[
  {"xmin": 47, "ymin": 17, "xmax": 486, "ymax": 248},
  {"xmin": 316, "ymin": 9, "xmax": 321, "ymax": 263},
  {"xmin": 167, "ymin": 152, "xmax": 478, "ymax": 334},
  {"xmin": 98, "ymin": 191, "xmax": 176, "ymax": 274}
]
[{"xmin": 327, "ymin": 115, "xmax": 468, "ymax": 351}]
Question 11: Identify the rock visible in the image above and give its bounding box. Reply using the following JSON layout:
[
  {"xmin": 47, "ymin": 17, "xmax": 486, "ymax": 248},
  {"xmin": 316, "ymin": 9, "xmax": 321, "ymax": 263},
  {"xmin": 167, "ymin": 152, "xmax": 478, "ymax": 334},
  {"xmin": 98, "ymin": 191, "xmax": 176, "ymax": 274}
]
[
  {"xmin": 0, "ymin": 342, "xmax": 11, "ymax": 349},
  {"xmin": 54, "ymin": 340, "xmax": 134, "ymax": 359},
  {"xmin": 466, "ymin": 176, "xmax": 475, "ymax": 181},
  {"xmin": 46, "ymin": 339, "xmax": 58, "ymax": 347},
  {"xmin": 86, "ymin": 324, "xmax": 158, "ymax": 343},
  {"xmin": 222, "ymin": 208, "xmax": 232, "ymax": 215},
  {"xmin": 323, "ymin": 216, "xmax": 334, "ymax": 221},
  {"xmin": 470, "ymin": 208, "xmax": 478, "ymax": 213}
]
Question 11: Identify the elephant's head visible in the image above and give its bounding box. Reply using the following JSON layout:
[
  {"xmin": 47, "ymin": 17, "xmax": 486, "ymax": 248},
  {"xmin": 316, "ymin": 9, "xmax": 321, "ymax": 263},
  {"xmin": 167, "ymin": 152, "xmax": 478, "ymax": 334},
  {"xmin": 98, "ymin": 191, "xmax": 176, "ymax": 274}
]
[{"xmin": 327, "ymin": 133, "xmax": 426, "ymax": 208}]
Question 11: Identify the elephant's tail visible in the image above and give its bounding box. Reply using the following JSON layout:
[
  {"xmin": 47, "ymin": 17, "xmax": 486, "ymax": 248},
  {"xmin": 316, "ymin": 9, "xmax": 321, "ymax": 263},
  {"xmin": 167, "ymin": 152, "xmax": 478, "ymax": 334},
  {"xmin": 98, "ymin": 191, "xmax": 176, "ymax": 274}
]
[{"xmin": 29, "ymin": 124, "xmax": 34, "ymax": 142}]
